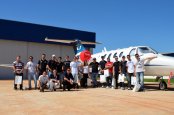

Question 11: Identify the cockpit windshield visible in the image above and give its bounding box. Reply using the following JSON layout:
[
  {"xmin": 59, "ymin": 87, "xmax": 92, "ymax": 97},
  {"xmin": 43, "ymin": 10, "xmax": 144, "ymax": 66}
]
[{"xmin": 138, "ymin": 47, "xmax": 158, "ymax": 54}]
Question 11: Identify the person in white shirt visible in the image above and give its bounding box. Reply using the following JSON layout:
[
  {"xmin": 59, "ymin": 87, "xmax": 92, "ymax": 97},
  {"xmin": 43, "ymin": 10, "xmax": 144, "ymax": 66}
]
[
  {"xmin": 81, "ymin": 60, "xmax": 89, "ymax": 88},
  {"xmin": 26, "ymin": 56, "xmax": 37, "ymax": 90},
  {"xmin": 70, "ymin": 56, "xmax": 81, "ymax": 84},
  {"xmin": 126, "ymin": 55, "xmax": 135, "ymax": 90},
  {"xmin": 134, "ymin": 53, "xmax": 157, "ymax": 91},
  {"xmin": 38, "ymin": 71, "xmax": 49, "ymax": 92}
]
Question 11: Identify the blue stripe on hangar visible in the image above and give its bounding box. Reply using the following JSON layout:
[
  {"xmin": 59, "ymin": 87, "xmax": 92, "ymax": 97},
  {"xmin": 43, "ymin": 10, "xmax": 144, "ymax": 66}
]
[{"xmin": 0, "ymin": 19, "xmax": 96, "ymax": 48}]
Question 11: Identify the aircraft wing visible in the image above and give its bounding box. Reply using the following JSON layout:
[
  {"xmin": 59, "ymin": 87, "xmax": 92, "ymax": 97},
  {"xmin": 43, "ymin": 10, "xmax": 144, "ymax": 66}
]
[
  {"xmin": 81, "ymin": 41, "xmax": 101, "ymax": 45},
  {"xmin": 0, "ymin": 64, "xmax": 13, "ymax": 68},
  {"xmin": 45, "ymin": 37, "xmax": 101, "ymax": 45},
  {"xmin": 45, "ymin": 37, "xmax": 75, "ymax": 43}
]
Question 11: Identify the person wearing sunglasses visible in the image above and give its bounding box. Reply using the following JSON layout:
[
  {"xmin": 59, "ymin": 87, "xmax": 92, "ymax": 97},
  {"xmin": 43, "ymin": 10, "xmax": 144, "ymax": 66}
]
[
  {"xmin": 26, "ymin": 56, "xmax": 37, "ymax": 90},
  {"xmin": 62, "ymin": 68, "xmax": 74, "ymax": 91}
]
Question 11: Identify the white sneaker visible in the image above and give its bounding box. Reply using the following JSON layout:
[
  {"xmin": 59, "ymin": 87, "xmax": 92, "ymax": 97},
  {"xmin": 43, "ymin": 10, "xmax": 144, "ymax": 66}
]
[
  {"xmin": 102, "ymin": 85, "xmax": 104, "ymax": 88},
  {"xmin": 106, "ymin": 86, "xmax": 109, "ymax": 89},
  {"xmin": 111, "ymin": 87, "xmax": 115, "ymax": 90}
]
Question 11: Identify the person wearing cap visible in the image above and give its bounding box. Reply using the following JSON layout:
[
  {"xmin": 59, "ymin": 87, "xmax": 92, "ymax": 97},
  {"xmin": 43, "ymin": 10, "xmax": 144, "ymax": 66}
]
[
  {"xmin": 47, "ymin": 54, "xmax": 57, "ymax": 77},
  {"xmin": 113, "ymin": 56, "xmax": 120, "ymax": 89},
  {"xmin": 89, "ymin": 58, "xmax": 99, "ymax": 88},
  {"xmin": 120, "ymin": 56, "xmax": 127, "ymax": 90}
]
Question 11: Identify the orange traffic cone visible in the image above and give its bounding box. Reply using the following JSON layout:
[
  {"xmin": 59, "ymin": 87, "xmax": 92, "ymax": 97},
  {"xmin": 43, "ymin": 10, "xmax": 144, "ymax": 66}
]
[{"xmin": 168, "ymin": 72, "xmax": 173, "ymax": 87}]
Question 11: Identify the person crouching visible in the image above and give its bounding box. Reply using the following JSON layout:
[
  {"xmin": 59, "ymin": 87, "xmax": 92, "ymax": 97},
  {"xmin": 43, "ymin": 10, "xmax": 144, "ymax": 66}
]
[
  {"xmin": 38, "ymin": 71, "xmax": 49, "ymax": 92},
  {"xmin": 63, "ymin": 68, "xmax": 77, "ymax": 91}
]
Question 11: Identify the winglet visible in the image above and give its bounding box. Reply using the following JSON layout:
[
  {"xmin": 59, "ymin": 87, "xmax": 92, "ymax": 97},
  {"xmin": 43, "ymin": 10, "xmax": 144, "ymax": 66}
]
[{"xmin": 104, "ymin": 47, "xmax": 107, "ymax": 52}]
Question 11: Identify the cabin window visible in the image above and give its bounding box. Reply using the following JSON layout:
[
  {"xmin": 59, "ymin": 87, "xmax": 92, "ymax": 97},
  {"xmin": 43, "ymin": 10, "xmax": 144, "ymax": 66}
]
[
  {"xmin": 107, "ymin": 53, "xmax": 112, "ymax": 59},
  {"xmin": 103, "ymin": 54, "xmax": 107, "ymax": 59},
  {"xmin": 113, "ymin": 52, "xmax": 117, "ymax": 58},
  {"xmin": 119, "ymin": 52, "xmax": 123, "ymax": 58},
  {"xmin": 138, "ymin": 47, "xmax": 158, "ymax": 54}
]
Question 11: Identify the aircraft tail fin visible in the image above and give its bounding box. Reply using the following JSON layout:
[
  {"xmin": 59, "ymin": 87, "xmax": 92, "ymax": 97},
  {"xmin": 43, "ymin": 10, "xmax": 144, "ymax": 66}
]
[
  {"xmin": 102, "ymin": 47, "xmax": 107, "ymax": 52},
  {"xmin": 73, "ymin": 41, "xmax": 86, "ymax": 55}
]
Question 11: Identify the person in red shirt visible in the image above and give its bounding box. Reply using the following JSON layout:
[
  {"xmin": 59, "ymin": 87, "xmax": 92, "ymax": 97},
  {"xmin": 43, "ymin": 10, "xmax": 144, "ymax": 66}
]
[{"xmin": 105, "ymin": 58, "xmax": 113, "ymax": 88}]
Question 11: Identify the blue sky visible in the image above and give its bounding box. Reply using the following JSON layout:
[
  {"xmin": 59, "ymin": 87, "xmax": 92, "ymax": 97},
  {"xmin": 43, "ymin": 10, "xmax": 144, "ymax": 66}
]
[{"xmin": 0, "ymin": 0, "xmax": 174, "ymax": 53}]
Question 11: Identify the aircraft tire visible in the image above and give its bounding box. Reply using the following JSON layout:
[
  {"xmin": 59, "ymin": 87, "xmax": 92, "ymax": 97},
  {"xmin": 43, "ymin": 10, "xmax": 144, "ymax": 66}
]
[{"xmin": 159, "ymin": 81, "xmax": 167, "ymax": 90}]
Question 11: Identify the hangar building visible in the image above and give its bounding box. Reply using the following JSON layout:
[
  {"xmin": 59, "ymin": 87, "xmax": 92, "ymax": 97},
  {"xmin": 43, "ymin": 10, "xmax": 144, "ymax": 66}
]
[{"xmin": 0, "ymin": 19, "xmax": 96, "ymax": 79}]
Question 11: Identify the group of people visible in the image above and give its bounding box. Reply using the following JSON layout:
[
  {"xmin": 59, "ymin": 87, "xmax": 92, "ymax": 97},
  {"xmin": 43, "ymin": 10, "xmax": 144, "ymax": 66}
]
[
  {"xmin": 13, "ymin": 53, "xmax": 157, "ymax": 92},
  {"xmin": 98, "ymin": 54, "xmax": 157, "ymax": 91},
  {"xmin": 13, "ymin": 54, "xmax": 88, "ymax": 92}
]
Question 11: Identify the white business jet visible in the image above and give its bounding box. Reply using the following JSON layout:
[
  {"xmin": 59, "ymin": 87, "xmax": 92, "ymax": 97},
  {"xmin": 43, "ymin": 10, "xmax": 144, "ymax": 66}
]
[{"xmin": 92, "ymin": 46, "xmax": 174, "ymax": 77}]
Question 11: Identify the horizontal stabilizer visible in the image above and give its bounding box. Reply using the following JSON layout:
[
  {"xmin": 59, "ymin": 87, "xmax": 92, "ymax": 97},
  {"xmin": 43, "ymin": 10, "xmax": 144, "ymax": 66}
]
[{"xmin": 162, "ymin": 53, "xmax": 174, "ymax": 57}]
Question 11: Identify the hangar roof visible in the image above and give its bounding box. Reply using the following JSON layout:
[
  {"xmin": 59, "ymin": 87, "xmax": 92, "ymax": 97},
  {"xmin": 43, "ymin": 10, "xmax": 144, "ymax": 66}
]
[{"xmin": 0, "ymin": 19, "xmax": 96, "ymax": 48}]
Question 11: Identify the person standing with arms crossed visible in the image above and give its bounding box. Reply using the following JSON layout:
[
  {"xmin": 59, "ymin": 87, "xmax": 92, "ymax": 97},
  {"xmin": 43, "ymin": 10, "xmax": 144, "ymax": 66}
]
[{"xmin": 113, "ymin": 56, "xmax": 120, "ymax": 89}]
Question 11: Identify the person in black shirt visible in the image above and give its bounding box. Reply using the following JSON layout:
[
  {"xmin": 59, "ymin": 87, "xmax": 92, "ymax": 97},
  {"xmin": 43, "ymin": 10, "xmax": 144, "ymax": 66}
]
[
  {"xmin": 37, "ymin": 54, "xmax": 48, "ymax": 76},
  {"xmin": 89, "ymin": 58, "xmax": 99, "ymax": 88},
  {"xmin": 47, "ymin": 54, "xmax": 57, "ymax": 77},
  {"xmin": 113, "ymin": 56, "xmax": 120, "ymax": 89},
  {"xmin": 62, "ymin": 68, "xmax": 74, "ymax": 91},
  {"xmin": 120, "ymin": 56, "xmax": 127, "ymax": 90},
  {"xmin": 99, "ymin": 56, "xmax": 107, "ymax": 87},
  {"xmin": 56, "ymin": 57, "xmax": 64, "ymax": 73},
  {"xmin": 99, "ymin": 56, "xmax": 107, "ymax": 74},
  {"xmin": 63, "ymin": 55, "xmax": 71, "ymax": 71},
  {"xmin": 56, "ymin": 57, "xmax": 64, "ymax": 88}
]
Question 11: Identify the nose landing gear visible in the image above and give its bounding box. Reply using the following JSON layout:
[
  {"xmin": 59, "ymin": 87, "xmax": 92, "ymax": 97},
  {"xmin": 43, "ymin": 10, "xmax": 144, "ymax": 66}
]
[{"xmin": 156, "ymin": 76, "xmax": 167, "ymax": 90}]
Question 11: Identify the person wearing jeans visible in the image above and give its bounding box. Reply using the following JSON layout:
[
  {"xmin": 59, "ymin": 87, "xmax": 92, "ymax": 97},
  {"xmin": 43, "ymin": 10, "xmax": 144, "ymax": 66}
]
[
  {"xmin": 134, "ymin": 54, "xmax": 157, "ymax": 91},
  {"xmin": 105, "ymin": 58, "xmax": 113, "ymax": 88},
  {"xmin": 26, "ymin": 56, "xmax": 37, "ymax": 90},
  {"xmin": 91, "ymin": 72, "xmax": 98, "ymax": 87},
  {"xmin": 89, "ymin": 58, "xmax": 99, "ymax": 88},
  {"xmin": 70, "ymin": 56, "xmax": 81, "ymax": 84},
  {"xmin": 136, "ymin": 72, "xmax": 144, "ymax": 90}
]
